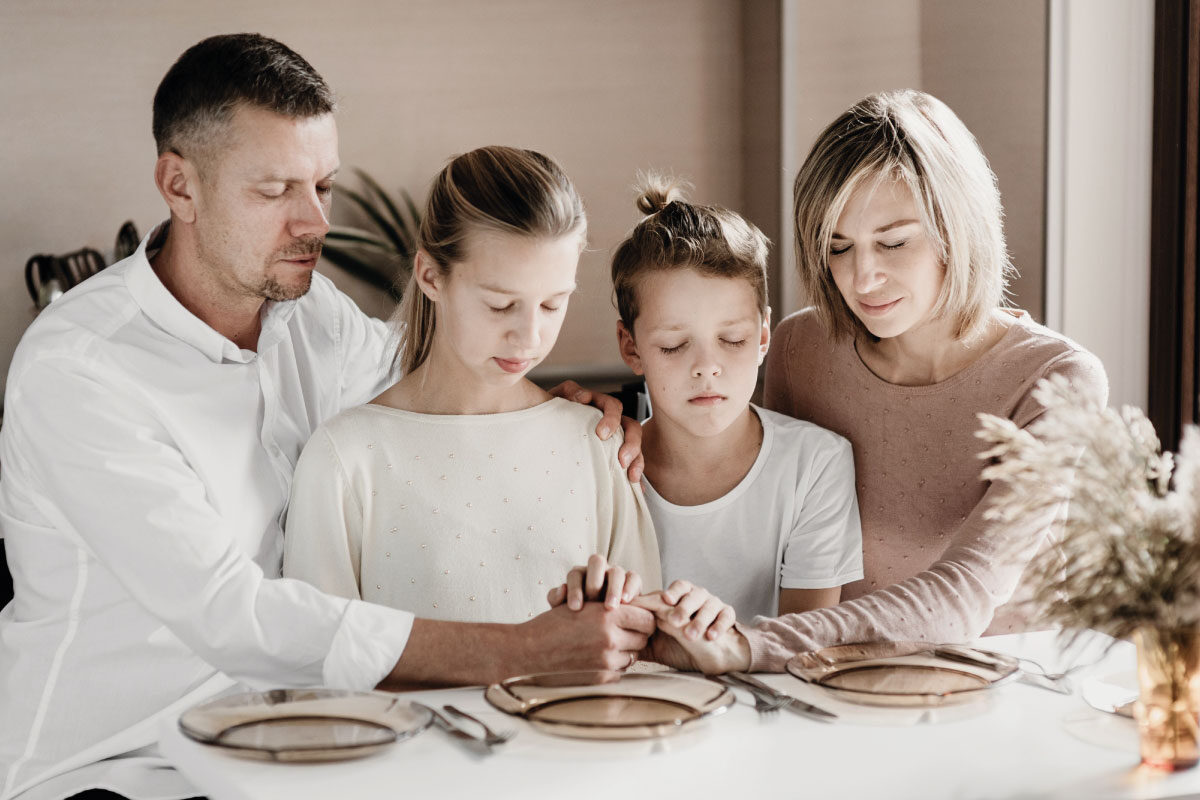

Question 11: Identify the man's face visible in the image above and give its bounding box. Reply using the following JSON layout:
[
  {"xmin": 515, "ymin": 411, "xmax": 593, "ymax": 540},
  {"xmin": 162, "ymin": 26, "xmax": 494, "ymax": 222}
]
[{"xmin": 190, "ymin": 104, "xmax": 339, "ymax": 302}]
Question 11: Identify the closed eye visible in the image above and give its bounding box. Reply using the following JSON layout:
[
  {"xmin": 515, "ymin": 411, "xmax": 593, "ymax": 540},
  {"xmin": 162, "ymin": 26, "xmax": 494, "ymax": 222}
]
[
  {"xmin": 488, "ymin": 303, "xmax": 514, "ymax": 314},
  {"xmin": 659, "ymin": 343, "xmax": 686, "ymax": 355},
  {"xmin": 722, "ymin": 339, "xmax": 747, "ymax": 347},
  {"xmin": 830, "ymin": 242, "xmax": 851, "ymax": 256},
  {"xmin": 881, "ymin": 239, "xmax": 907, "ymax": 250}
]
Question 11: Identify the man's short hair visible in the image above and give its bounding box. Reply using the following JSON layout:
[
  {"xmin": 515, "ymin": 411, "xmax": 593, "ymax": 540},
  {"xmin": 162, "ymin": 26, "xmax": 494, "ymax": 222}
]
[{"xmin": 152, "ymin": 33, "xmax": 335, "ymax": 161}]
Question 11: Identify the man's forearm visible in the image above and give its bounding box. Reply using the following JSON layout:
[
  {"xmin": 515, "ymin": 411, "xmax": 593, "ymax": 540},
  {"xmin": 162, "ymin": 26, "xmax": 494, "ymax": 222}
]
[
  {"xmin": 375, "ymin": 602, "xmax": 657, "ymax": 690},
  {"xmin": 376, "ymin": 618, "xmax": 524, "ymax": 690}
]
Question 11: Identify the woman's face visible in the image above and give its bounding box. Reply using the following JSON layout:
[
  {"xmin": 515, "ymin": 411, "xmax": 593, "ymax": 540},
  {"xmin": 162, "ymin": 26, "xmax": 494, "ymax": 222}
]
[{"xmin": 828, "ymin": 175, "xmax": 944, "ymax": 340}]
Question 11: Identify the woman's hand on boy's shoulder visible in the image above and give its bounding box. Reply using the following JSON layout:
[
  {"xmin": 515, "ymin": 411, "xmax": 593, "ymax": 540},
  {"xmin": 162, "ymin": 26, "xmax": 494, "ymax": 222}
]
[{"xmin": 548, "ymin": 380, "xmax": 643, "ymax": 483}]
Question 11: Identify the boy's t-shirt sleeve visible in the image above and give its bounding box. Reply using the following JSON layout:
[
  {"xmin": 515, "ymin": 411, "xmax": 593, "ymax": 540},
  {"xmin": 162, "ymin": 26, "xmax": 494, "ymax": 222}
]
[{"xmin": 779, "ymin": 433, "xmax": 864, "ymax": 590}]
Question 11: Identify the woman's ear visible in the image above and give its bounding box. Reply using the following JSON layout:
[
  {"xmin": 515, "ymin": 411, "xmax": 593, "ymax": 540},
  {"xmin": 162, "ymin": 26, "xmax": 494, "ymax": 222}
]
[
  {"xmin": 154, "ymin": 152, "xmax": 198, "ymax": 224},
  {"xmin": 413, "ymin": 250, "xmax": 443, "ymax": 302},
  {"xmin": 757, "ymin": 306, "xmax": 772, "ymax": 366},
  {"xmin": 616, "ymin": 320, "xmax": 645, "ymax": 376}
]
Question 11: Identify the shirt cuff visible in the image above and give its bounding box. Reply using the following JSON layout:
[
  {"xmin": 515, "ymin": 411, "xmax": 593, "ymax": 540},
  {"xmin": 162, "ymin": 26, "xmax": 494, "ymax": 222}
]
[{"xmin": 322, "ymin": 599, "xmax": 415, "ymax": 690}]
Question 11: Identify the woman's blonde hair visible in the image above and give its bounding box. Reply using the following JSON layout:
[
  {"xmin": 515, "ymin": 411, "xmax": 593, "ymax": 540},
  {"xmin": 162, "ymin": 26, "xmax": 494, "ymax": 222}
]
[
  {"xmin": 793, "ymin": 89, "xmax": 1013, "ymax": 341},
  {"xmin": 393, "ymin": 145, "xmax": 586, "ymax": 373},
  {"xmin": 611, "ymin": 174, "xmax": 769, "ymax": 329}
]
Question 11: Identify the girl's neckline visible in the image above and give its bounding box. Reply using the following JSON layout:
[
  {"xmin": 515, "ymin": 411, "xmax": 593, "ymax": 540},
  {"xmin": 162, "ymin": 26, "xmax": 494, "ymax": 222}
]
[
  {"xmin": 361, "ymin": 396, "xmax": 570, "ymax": 422},
  {"xmin": 848, "ymin": 309, "xmax": 1028, "ymax": 394}
]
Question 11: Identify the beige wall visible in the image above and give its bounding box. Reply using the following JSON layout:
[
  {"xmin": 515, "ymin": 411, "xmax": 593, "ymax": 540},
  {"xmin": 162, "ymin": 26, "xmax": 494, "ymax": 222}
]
[
  {"xmin": 921, "ymin": 0, "xmax": 1048, "ymax": 322},
  {"xmin": 0, "ymin": 0, "xmax": 743, "ymax": 399},
  {"xmin": 0, "ymin": 1, "xmax": 1056, "ymax": 404}
]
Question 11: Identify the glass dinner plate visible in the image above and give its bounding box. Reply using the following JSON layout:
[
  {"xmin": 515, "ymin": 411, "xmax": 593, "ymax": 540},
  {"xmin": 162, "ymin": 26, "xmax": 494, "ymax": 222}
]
[
  {"xmin": 179, "ymin": 688, "xmax": 433, "ymax": 762},
  {"xmin": 786, "ymin": 642, "xmax": 1020, "ymax": 707},
  {"xmin": 485, "ymin": 671, "xmax": 734, "ymax": 739}
]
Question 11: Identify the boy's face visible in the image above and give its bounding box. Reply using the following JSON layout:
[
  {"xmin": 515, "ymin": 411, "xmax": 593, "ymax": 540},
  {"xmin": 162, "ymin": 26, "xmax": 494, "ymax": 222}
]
[{"xmin": 619, "ymin": 269, "xmax": 768, "ymax": 439}]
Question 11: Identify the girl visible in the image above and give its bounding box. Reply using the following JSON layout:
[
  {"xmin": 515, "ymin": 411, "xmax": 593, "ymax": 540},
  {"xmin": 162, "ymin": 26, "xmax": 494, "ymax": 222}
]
[
  {"xmin": 284, "ymin": 146, "xmax": 660, "ymax": 626},
  {"xmin": 647, "ymin": 90, "xmax": 1108, "ymax": 674}
]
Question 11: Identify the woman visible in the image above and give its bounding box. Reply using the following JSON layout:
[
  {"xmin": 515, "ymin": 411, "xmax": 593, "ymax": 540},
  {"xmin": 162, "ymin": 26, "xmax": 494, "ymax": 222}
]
[{"xmin": 643, "ymin": 89, "xmax": 1107, "ymax": 673}]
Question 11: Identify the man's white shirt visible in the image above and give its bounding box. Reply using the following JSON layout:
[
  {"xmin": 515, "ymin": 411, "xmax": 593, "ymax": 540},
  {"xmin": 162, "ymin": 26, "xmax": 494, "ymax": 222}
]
[{"xmin": 0, "ymin": 224, "xmax": 413, "ymax": 799}]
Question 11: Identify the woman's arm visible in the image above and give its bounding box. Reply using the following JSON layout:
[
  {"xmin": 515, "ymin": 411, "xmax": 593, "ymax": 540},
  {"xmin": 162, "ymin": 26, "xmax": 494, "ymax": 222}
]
[{"xmin": 745, "ymin": 349, "xmax": 1110, "ymax": 672}]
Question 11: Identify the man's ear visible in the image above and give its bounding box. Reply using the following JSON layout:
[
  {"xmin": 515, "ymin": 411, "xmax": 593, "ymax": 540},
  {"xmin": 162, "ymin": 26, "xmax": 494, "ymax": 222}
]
[
  {"xmin": 154, "ymin": 152, "xmax": 198, "ymax": 225},
  {"xmin": 617, "ymin": 320, "xmax": 645, "ymax": 376},
  {"xmin": 413, "ymin": 250, "xmax": 443, "ymax": 302},
  {"xmin": 757, "ymin": 306, "xmax": 772, "ymax": 366}
]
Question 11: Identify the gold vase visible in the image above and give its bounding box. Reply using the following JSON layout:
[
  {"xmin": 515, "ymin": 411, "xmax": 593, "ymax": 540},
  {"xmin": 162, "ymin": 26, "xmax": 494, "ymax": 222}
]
[{"xmin": 1134, "ymin": 626, "xmax": 1200, "ymax": 771}]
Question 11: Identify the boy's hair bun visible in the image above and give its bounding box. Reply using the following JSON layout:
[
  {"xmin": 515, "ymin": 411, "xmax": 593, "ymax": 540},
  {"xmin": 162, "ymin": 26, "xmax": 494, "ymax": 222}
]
[
  {"xmin": 635, "ymin": 172, "xmax": 690, "ymax": 216},
  {"xmin": 612, "ymin": 171, "xmax": 769, "ymax": 329}
]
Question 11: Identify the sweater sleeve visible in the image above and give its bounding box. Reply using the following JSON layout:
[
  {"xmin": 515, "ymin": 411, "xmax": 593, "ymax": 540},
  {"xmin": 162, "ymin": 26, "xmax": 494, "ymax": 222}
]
[
  {"xmin": 283, "ymin": 426, "xmax": 365, "ymax": 602},
  {"xmin": 742, "ymin": 347, "xmax": 1109, "ymax": 670},
  {"xmin": 598, "ymin": 429, "xmax": 663, "ymax": 592}
]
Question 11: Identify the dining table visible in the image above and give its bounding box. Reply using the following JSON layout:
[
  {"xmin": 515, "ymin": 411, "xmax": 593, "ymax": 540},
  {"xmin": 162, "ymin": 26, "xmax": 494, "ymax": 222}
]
[{"xmin": 158, "ymin": 629, "xmax": 1198, "ymax": 800}]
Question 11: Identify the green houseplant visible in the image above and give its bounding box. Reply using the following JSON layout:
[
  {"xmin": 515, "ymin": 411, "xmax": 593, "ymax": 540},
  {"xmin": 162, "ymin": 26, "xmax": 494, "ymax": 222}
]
[{"xmin": 322, "ymin": 168, "xmax": 421, "ymax": 301}]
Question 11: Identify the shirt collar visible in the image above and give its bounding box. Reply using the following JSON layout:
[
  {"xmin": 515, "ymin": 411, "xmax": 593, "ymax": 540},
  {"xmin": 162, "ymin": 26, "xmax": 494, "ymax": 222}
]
[{"xmin": 124, "ymin": 221, "xmax": 300, "ymax": 363}]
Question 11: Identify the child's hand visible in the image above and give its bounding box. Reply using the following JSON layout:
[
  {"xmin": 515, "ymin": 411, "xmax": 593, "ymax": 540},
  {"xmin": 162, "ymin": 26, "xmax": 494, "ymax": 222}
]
[
  {"xmin": 630, "ymin": 591, "xmax": 750, "ymax": 674},
  {"xmin": 546, "ymin": 554, "xmax": 642, "ymax": 610},
  {"xmin": 657, "ymin": 580, "xmax": 736, "ymax": 642}
]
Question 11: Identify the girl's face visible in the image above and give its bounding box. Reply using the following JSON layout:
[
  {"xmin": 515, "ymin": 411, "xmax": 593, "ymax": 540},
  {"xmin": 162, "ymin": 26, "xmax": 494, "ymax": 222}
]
[
  {"xmin": 619, "ymin": 268, "xmax": 768, "ymax": 439},
  {"xmin": 828, "ymin": 175, "xmax": 945, "ymax": 340},
  {"xmin": 420, "ymin": 230, "xmax": 580, "ymax": 386}
]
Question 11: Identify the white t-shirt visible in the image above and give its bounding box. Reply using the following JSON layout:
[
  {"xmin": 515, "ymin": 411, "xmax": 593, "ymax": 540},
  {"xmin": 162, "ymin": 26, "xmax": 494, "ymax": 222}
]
[
  {"xmin": 284, "ymin": 398, "xmax": 662, "ymax": 621},
  {"xmin": 642, "ymin": 405, "xmax": 863, "ymax": 621}
]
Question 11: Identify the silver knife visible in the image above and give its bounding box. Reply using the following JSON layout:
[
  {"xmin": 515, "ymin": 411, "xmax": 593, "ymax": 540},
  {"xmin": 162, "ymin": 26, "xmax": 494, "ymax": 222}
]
[
  {"xmin": 728, "ymin": 672, "xmax": 838, "ymax": 721},
  {"xmin": 410, "ymin": 701, "xmax": 493, "ymax": 754}
]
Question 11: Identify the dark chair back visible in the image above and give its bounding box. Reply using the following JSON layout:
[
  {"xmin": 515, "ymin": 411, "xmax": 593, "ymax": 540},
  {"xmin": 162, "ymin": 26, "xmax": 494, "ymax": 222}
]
[{"xmin": 0, "ymin": 541, "xmax": 12, "ymax": 609}]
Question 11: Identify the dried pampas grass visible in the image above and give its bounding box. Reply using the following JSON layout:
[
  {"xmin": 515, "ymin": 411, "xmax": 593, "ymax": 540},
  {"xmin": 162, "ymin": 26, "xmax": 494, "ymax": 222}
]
[{"xmin": 977, "ymin": 374, "xmax": 1200, "ymax": 641}]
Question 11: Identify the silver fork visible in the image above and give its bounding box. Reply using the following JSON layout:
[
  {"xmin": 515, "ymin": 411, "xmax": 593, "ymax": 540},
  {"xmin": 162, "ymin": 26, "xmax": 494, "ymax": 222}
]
[
  {"xmin": 443, "ymin": 705, "xmax": 515, "ymax": 747},
  {"xmin": 714, "ymin": 675, "xmax": 786, "ymax": 715}
]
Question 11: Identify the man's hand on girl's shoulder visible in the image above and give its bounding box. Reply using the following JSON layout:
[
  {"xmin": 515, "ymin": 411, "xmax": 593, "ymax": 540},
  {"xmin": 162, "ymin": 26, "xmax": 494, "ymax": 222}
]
[{"xmin": 548, "ymin": 380, "xmax": 644, "ymax": 483}]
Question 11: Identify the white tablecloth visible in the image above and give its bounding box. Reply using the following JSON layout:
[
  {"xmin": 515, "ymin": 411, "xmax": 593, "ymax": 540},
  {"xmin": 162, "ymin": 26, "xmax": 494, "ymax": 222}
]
[{"xmin": 159, "ymin": 631, "xmax": 1200, "ymax": 800}]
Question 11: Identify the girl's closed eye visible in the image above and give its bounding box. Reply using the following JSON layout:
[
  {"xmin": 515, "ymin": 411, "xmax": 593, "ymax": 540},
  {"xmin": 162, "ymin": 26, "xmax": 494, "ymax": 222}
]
[
  {"xmin": 488, "ymin": 302, "xmax": 515, "ymax": 314},
  {"xmin": 721, "ymin": 338, "xmax": 747, "ymax": 347},
  {"xmin": 830, "ymin": 242, "xmax": 852, "ymax": 256},
  {"xmin": 880, "ymin": 239, "xmax": 907, "ymax": 250}
]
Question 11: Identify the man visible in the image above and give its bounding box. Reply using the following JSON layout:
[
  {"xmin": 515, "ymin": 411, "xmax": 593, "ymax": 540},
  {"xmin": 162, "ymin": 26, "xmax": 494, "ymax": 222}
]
[{"xmin": 0, "ymin": 34, "xmax": 653, "ymax": 800}]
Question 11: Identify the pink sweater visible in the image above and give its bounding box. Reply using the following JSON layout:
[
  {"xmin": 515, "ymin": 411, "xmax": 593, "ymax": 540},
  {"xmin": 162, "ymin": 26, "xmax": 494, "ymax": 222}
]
[{"xmin": 742, "ymin": 308, "xmax": 1108, "ymax": 671}]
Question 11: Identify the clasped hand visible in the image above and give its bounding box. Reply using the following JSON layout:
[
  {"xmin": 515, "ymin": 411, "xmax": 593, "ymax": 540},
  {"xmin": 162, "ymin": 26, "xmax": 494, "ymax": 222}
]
[{"xmin": 546, "ymin": 555, "xmax": 751, "ymax": 674}]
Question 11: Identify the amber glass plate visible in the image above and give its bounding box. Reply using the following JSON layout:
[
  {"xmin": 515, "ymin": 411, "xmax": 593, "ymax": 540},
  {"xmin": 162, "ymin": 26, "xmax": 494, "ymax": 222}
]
[
  {"xmin": 786, "ymin": 642, "xmax": 1020, "ymax": 707},
  {"xmin": 485, "ymin": 671, "xmax": 734, "ymax": 739},
  {"xmin": 179, "ymin": 688, "xmax": 433, "ymax": 762}
]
